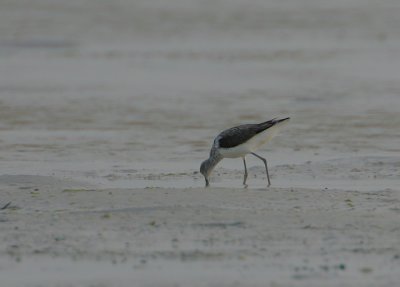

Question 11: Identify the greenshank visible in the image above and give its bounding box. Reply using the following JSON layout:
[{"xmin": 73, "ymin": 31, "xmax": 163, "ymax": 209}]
[{"xmin": 200, "ymin": 117, "xmax": 290, "ymax": 187}]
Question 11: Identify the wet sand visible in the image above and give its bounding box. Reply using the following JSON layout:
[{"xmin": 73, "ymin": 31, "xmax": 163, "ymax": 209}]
[
  {"xmin": 1, "ymin": 0, "xmax": 400, "ymax": 286},
  {"xmin": 2, "ymin": 186, "xmax": 400, "ymax": 286}
]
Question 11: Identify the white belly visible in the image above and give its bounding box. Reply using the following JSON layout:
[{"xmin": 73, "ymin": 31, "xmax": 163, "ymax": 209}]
[
  {"xmin": 219, "ymin": 143, "xmax": 251, "ymax": 158},
  {"xmin": 218, "ymin": 121, "xmax": 288, "ymax": 158}
]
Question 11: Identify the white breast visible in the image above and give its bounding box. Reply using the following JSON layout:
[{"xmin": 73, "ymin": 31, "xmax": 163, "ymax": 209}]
[{"xmin": 219, "ymin": 143, "xmax": 251, "ymax": 158}]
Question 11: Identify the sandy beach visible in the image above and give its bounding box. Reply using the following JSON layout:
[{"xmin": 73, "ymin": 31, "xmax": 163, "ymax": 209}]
[{"xmin": 1, "ymin": 0, "xmax": 400, "ymax": 286}]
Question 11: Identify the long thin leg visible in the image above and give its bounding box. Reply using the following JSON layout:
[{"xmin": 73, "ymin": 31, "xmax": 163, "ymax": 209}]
[
  {"xmin": 242, "ymin": 157, "xmax": 248, "ymax": 186},
  {"xmin": 251, "ymin": 152, "xmax": 271, "ymax": 186}
]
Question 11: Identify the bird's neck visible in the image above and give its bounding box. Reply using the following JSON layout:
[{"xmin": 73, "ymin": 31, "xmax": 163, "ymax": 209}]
[{"xmin": 206, "ymin": 153, "xmax": 223, "ymax": 174}]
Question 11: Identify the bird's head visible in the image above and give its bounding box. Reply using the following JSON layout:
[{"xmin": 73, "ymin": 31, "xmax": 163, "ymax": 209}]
[
  {"xmin": 200, "ymin": 148, "xmax": 223, "ymax": 187},
  {"xmin": 200, "ymin": 159, "xmax": 211, "ymax": 187}
]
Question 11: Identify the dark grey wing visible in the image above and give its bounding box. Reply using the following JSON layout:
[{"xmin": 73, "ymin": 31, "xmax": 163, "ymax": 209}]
[
  {"xmin": 216, "ymin": 124, "xmax": 260, "ymax": 148},
  {"xmin": 216, "ymin": 118, "xmax": 284, "ymax": 149}
]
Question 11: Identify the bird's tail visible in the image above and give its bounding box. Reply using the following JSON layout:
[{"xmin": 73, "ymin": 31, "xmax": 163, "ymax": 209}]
[
  {"xmin": 256, "ymin": 117, "xmax": 290, "ymax": 133},
  {"xmin": 273, "ymin": 117, "xmax": 290, "ymax": 124}
]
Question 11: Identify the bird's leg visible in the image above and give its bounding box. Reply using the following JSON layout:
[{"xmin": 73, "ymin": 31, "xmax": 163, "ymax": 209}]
[
  {"xmin": 251, "ymin": 152, "xmax": 271, "ymax": 186},
  {"xmin": 242, "ymin": 157, "xmax": 248, "ymax": 187}
]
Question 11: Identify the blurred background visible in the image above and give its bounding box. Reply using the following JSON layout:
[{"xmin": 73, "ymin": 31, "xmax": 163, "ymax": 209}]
[{"xmin": 0, "ymin": 0, "xmax": 399, "ymax": 187}]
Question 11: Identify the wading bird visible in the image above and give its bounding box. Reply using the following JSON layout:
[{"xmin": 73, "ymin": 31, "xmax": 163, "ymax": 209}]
[{"xmin": 200, "ymin": 118, "xmax": 290, "ymax": 187}]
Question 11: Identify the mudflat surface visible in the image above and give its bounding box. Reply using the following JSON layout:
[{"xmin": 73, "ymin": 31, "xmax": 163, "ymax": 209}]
[
  {"xmin": 2, "ymin": 187, "xmax": 400, "ymax": 287},
  {"xmin": 0, "ymin": 0, "xmax": 400, "ymax": 286}
]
